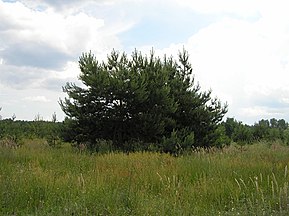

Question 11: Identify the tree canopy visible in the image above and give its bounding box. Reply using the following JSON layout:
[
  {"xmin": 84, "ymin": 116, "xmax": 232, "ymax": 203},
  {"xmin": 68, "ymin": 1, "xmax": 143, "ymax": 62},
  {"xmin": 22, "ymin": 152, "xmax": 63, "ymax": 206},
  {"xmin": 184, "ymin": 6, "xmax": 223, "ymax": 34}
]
[
  {"xmin": 221, "ymin": 117, "xmax": 289, "ymax": 145},
  {"xmin": 60, "ymin": 49, "xmax": 227, "ymax": 154}
]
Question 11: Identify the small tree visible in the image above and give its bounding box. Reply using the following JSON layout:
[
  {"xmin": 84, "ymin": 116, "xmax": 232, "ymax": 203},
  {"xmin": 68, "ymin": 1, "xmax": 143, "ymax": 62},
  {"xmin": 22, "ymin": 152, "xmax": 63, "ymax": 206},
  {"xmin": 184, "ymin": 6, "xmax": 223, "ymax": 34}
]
[
  {"xmin": 47, "ymin": 112, "xmax": 62, "ymax": 148},
  {"xmin": 52, "ymin": 112, "xmax": 57, "ymax": 123},
  {"xmin": 60, "ymin": 49, "xmax": 227, "ymax": 153}
]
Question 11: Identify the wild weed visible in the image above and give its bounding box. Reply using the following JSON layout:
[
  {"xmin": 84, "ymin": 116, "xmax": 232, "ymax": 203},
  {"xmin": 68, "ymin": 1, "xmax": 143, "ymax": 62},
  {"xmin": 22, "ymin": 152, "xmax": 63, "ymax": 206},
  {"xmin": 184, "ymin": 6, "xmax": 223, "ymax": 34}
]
[{"xmin": 1, "ymin": 140, "xmax": 289, "ymax": 215}]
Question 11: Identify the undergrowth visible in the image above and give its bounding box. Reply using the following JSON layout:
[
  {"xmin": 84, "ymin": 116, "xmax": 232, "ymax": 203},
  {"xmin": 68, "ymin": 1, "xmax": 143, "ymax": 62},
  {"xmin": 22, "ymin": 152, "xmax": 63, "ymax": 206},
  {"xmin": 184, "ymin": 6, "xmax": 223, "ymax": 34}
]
[{"xmin": 1, "ymin": 140, "xmax": 289, "ymax": 215}]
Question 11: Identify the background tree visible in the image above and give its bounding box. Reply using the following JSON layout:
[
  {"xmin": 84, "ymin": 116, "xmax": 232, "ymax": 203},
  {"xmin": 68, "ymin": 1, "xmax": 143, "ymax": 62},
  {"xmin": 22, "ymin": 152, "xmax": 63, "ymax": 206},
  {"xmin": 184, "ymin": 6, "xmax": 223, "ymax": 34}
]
[
  {"xmin": 222, "ymin": 117, "xmax": 289, "ymax": 145},
  {"xmin": 60, "ymin": 49, "xmax": 227, "ymax": 153},
  {"xmin": 253, "ymin": 119, "xmax": 270, "ymax": 140},
  {"xmin": 222, "ymin": 117, "xmax": 253, "ymax": 145}
]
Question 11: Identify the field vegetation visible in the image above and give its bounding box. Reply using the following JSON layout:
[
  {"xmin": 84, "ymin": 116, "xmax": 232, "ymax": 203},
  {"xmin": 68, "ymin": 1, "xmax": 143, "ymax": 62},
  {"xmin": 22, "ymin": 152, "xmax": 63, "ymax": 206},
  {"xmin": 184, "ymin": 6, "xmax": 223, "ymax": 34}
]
[
  {"xmin": 1, "ymin": 139, "xmax": 289, "ymax": 215},
  {"xmin": 1, "ymin": 50, "xmax": 289, "ymax": 215}
]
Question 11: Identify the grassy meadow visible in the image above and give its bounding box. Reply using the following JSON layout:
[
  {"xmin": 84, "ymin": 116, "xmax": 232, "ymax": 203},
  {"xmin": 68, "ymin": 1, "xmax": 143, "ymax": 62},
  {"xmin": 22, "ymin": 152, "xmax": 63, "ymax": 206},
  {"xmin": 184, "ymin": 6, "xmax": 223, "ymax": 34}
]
[{"xmin": 1, "ymin": 140, "xmax": 289, "ymax": 215}]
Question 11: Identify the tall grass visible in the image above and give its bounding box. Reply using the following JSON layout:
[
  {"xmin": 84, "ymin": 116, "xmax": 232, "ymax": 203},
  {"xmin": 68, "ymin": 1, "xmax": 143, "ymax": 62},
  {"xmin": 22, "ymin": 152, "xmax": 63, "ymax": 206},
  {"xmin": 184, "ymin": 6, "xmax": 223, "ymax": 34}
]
[{"xmin": 1, "ymin": 140, "xmax": 289, "ymax": 215}]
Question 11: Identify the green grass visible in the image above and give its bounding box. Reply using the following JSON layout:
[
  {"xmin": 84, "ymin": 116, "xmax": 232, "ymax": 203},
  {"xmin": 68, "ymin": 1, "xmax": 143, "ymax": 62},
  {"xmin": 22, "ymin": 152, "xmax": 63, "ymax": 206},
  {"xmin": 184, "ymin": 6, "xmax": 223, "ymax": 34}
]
[{"xmin": 1, "ymin": 140, "xmax": 289, "ymax": 215}]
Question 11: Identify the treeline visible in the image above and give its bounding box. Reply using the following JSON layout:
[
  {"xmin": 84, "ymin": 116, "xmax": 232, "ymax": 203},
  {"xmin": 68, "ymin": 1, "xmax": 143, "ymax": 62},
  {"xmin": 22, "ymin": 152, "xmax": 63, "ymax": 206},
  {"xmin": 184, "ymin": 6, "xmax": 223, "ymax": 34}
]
[
  {"xmin": 221, "ymin": 118, "xmax": 289, "ymax": 145},
  {"xmin": 0, "ymin": 119, "xmax": 62, "ymax": 147},
  {"xmin": 1, "ymin": 117, "xmax": 289, "ymax": 150}
]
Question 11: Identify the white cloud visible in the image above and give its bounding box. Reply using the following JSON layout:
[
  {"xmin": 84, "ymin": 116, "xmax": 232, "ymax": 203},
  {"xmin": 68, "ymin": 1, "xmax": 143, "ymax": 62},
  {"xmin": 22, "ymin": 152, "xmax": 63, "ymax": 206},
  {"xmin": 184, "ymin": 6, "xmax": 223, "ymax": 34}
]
[
  {"xmin": 56, "ymin": 61, "xmax": 80, "ymax": 79},
  {"xmin": 1, "ymin": 1, "xmax": 102, "ymax": 52},
  {"xmin": 0, "ymin": 64, "xmax": 46, "ymax": 88},
  {"xmin": 240, "ymin": 106, "xmax": 270, "ymax": 118},
  {"xmin": 0, "ymin": 0, "xmax": 127, "ymax": 69},
  {"xmin": 0, "ymin": 86, "xmax": 64, "ymax": 120},
  {"xmin": 1, "ymin": 0, "xmax": 289, "ymax": 124},
  {"xmin": 175, "ymin": 0, "xmax": 261, "ymax": 17},
  {"xmin": 240, "ymin": 106, "xmax": 289, "ymax": 124},
  {"xmin": 23, "ymin": 96, "xmax": 51, "ymax": 103},
  {"xmin": 148, "ymin": 1, "xmax": 289, "ymax": 124},
  {"xmin": 0, "ymin": 0, "xmax": 131, "ymax": 121}
]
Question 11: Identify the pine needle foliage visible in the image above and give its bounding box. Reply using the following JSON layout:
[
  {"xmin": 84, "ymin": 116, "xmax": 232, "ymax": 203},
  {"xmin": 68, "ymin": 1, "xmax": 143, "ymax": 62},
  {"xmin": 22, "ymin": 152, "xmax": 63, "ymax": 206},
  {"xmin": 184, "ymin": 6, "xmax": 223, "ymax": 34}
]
[{"xmin": 60, "ymin": 49, "xmax": 227, "ymax": 153}]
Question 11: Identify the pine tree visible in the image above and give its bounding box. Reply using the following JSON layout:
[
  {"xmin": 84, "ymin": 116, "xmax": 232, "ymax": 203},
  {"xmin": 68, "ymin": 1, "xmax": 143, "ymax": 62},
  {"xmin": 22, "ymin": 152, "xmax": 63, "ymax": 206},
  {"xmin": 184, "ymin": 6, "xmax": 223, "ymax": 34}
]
[{"xmin": 60, "ymin": 49, "xmax": 227, "ymax": 153}]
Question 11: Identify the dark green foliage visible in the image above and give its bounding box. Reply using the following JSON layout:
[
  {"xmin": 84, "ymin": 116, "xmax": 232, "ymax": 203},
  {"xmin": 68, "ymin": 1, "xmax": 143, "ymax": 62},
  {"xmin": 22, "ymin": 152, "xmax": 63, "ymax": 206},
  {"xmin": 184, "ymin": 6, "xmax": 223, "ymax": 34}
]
[
  {"xmin": 222, "ymin": 117, "xmax": 289, "ymax": 145},
  {"xmin": 160, "ymin": 129, "xmax": 195, "ymax": 155},
  {"xmin": 0, "ymin": 119, "xmax": 63, "ymax": 147},
  {"xmin": 46, "ymin": 113, "xmax": 63, "ymax": 147},
  {"xmin": 60, "ymin": 49, "xmax": 227, "ymax": 154},
  {"xmin": 233, "ymin": 124, "xmax": 254, "ymax": 145},
  {"xmin": 252, "ymin": 118, "xmax": 289, "ymax": 143},
  {"xmin": 213, "ymin": 124, "xmax": 231, "ymax": 148},
  {"xmin": 253, "ymin": 119, "xmax": 270, "ymax": 140}
]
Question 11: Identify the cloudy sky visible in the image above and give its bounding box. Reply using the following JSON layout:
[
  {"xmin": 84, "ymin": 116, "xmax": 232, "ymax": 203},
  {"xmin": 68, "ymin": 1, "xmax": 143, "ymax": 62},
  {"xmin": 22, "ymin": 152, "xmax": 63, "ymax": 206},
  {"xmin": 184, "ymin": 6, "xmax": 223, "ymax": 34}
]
[{"xmin": 0, "ymin": 0, "xmax": 289, "ymax": 124}]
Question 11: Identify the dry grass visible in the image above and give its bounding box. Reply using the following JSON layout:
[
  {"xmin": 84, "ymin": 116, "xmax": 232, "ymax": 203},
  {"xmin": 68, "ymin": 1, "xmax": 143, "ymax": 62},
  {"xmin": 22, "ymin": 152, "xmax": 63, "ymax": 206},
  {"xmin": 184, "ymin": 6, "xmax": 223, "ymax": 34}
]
[{"xmin": 1, "ymin": 140, "xmax": 289, "ymax": 215}]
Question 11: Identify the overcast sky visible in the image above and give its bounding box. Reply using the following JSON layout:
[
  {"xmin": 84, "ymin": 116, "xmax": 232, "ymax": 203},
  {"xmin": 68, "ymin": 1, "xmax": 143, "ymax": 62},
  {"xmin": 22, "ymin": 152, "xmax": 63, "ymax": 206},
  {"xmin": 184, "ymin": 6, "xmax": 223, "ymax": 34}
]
[{"xmin": 1, "ymin": 0, "xmax": 289, "ymax": 124}]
